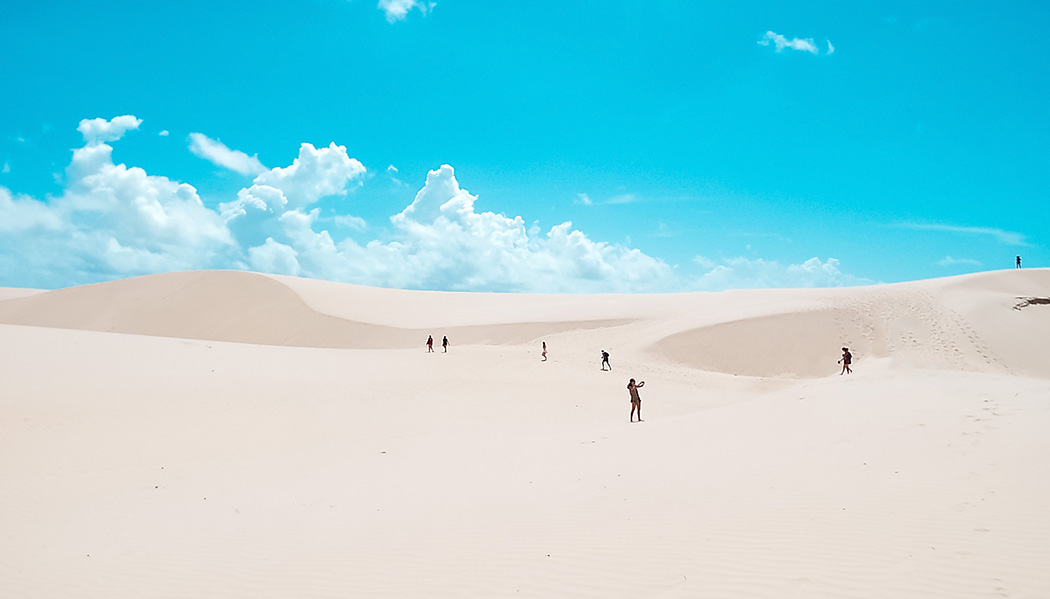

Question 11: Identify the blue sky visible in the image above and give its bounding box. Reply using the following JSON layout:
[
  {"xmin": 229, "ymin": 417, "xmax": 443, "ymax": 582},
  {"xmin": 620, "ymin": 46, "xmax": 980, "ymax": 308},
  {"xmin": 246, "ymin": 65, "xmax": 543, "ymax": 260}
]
[{"xmin": 1, "ymin": 0, "xmax": 1046, "ymax": 292}]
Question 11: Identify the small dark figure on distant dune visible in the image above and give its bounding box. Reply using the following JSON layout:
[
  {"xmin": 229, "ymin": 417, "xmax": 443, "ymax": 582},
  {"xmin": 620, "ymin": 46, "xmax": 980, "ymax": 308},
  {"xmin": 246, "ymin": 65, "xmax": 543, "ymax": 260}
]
[
  {"xmin": 426, "ymin": 335, "xmax": 434, "ymax": 353},
  {"xmin": 628, "ymin": 378, "xmax": 645, "ymax": 422},
  {"xmin": 442, "ymin": 336, "xmax": 450, "ymax": 352},
  {"xmin": 838, "ymin": 347, "xmax": 852, "ymax": 375},
  {"xmin": 1016, "ymin": 255, "xmax": 1022, "ymax": 269},
  {"xmin": 541, "ymin": 341, "xmax": 547, "ymax": 362},
  {"xmin": 601, "ymin": 350, "xmax": 611, "ymax": 371}
]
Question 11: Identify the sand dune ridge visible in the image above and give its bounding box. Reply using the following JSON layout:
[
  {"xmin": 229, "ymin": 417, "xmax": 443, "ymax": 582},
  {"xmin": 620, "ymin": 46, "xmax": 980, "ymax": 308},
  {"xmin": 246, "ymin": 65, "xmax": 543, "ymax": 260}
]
[{"xmin": 0, "ymin": 268, "xmax": 1047, "ymax": 378}]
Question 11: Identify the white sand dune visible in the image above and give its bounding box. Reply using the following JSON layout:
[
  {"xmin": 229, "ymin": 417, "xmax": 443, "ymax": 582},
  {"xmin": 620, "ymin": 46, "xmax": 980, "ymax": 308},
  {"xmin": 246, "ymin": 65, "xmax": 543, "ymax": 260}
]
[{"xmin": 1, "ymin": 269, "xmax": 1048, "ymax": 598}]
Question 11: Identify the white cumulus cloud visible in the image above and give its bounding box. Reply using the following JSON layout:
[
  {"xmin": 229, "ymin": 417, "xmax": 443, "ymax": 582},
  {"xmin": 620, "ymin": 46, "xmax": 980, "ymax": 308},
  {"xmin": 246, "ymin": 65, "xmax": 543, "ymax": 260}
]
[
  {"xmin": 249, "ymin": 237, "xmax": 302, "ymax": 277},
  {"xmin": 0, "ymin": 188, "xmax": 63, "ymax": 234},
  {"xmin": 0, "ymin": 116, "xmax": 235, "ymax": 288},
  {"xmin": 188, "ymin": 133, "xmax": 267, "ymax": 176},
  {"xmin": 252, "ymin": 142, "xmax": 366, "ymax": 209},
  {"xmin": 259, "ymin": 164, "xmax": 678, "ymax": 292},
  {"xmin": 77, "ymin": 115, "xmax": 142, "ymax": 144},
  {"xmin": 61, "ymin": 138, "xmax": 234, "ymax": 268}
]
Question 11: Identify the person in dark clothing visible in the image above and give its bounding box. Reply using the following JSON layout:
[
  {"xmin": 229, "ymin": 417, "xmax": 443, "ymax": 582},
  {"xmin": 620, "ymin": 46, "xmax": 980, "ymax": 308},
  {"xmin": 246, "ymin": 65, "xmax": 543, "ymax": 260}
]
[{"xmin": 838, "ymin": 347, "xmax": 852, "ymax": 375}]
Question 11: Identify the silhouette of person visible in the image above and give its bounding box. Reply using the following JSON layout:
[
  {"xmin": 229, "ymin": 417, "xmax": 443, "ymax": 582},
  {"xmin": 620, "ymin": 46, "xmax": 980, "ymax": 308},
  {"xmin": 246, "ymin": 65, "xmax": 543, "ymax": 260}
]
[
  {"xmin": 442, "ymin": 336, "xmax": 449, "ymax": 353},
  {"xmin": 628, "ymin": 378, "xmax": 645, "ymax": 422},
  {"xmin": 601, "ymin": 350, "xmax": 611, "ymax": 371},
  {"xmin": 1017, "ymin": 255, "xmax": 1022, "ymax": 269},
  {"xmin": 838, "ymin": 347, "xmax": 852, "ymax": 375},
  {"xmin": 541, "ymin": 341, "xmax": 547, "ymax": 362},
  {"xmin": 426, "ymin": 335, "xmax": 434, "ymax": 353}
]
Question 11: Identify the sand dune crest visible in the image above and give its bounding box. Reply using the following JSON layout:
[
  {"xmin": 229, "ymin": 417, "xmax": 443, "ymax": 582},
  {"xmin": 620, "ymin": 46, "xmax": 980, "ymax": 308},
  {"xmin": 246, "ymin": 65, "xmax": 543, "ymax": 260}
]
[
  {"xmin": 0, "ymin": 271, "xmax": 636, "ymax": 350},
  {"xmin": 2, "ymin": 268, "xmax": 1047, "ymax": 377}
]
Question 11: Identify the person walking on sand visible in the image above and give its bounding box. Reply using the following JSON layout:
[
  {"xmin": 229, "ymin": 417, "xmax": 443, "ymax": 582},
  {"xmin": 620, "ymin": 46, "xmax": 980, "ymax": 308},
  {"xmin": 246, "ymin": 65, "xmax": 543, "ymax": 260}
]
[
  {"xmin": 426, "ymin": 335, "xmax": 434, "ymax": 353},
  {"xmin": 1017, "ymin": 255, "xmax": 1022, "ymax": 269},
  {"xmin": 601, "ymin": 350, "xmax": 611, "ymax": 371},
  {"xmin": 838, "ymin": 347, "xmax": 852, "ymax": 375},
  {"xmin": 442, "ymin": 335, "xmax": 450, "ymax": 353},
  {"xmin": 628, "ymin": 378, "xmax": 645, "ymax": 422},
  {"xmin": 541, "ymin": 341, "xmax": 547, "ymax": 362}
]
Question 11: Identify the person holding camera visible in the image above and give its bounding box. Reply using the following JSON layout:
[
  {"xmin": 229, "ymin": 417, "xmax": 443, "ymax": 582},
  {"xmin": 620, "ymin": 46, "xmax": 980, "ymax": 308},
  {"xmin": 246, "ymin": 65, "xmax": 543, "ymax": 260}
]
[{"xmin": 628, "ymin": 378, "xmax": 645, "ymax": 422}]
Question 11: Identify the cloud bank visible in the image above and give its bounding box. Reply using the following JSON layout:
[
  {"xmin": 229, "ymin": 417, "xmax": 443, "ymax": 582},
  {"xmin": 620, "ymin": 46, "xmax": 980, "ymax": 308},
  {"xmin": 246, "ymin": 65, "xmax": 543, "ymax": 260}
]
[
  {"xmin": 691, "ymin": 256, "xmax": 871, "ymax": 290},
  {"xmin": 1, "ymin": 119, "xmax": 231, "ymax": 288},
  {"xmin": 0, "ymin": 116, "xmax": 872, "ymax": 293},
  {"xmin": 1, "ymin": 116, "xmax": 677, "ymax": 292}
]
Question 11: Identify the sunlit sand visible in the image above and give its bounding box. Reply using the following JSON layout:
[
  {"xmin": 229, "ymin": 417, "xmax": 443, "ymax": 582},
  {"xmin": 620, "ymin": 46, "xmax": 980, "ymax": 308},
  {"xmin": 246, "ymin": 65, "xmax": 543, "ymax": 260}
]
[{"xmin": 2, "ymin": 269, "xmax": 1048, "ymax": 598}]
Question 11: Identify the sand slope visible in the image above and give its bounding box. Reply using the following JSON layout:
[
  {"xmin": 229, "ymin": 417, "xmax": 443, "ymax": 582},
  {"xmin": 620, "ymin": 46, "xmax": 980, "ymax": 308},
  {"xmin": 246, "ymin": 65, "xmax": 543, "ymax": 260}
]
[
  {"xmin": 655, "ymin": 269, "xmax": 1050, "ymax": 379},
  {"xmin": 0, "ymin": 270, "xmax": 636, "ymax": 349},
  {"xmin": 1, "ymin": 269, "xmax": 1048, "ymax": 598},
  {"xmin": 2, "ymin": 268, "xmax": 1047, "ymax": 377}
]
